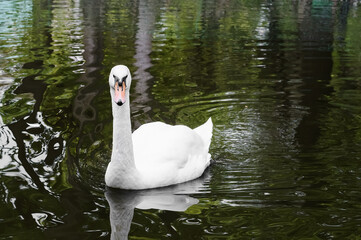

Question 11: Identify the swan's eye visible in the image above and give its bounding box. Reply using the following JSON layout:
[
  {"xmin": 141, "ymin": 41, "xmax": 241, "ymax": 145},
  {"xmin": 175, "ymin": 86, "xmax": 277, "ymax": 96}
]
[
  {"xmin": 121, "ymin": 75, "xmax": 128, "ymax": 90},
  {"xmin": 113, "ymin": 74, "xmax": 120, "ymax": 89}
]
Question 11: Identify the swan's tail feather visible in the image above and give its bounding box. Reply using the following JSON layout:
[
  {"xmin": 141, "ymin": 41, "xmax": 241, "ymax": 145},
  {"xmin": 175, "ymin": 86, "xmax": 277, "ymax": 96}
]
[{"xmin": 194, "ymin": 117, "xmax": 213, "ymax": 151}]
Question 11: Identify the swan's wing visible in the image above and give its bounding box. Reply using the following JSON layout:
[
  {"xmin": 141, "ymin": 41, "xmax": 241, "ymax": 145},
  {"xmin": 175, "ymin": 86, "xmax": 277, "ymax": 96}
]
[{"xmin": 132, "ymin": 122, "xmax": 207, "ymax": 172}]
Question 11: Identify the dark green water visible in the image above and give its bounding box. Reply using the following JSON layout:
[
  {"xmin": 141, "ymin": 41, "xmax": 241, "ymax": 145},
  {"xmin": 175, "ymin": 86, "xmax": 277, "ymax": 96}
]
[{"xmin": 1, "ymin": 0, "xmax": 361, "ymax": 239}]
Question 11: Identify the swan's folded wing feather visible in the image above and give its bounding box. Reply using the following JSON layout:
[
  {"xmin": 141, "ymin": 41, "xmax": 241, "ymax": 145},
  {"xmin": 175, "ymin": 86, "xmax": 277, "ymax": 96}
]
[
  {"xmin": 132, "ymin": 122, "xmax": 205, "ymax": 172},
  {"xmin": 193, "ymin": 117, "xmax": 213, "ymax": 150}
]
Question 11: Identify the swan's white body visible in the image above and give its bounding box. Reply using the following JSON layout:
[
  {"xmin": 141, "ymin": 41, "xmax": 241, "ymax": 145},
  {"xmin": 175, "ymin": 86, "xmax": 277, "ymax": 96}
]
[{"xmin": 105, "ymin": 65, "xmax": 213, "ymax": 190}]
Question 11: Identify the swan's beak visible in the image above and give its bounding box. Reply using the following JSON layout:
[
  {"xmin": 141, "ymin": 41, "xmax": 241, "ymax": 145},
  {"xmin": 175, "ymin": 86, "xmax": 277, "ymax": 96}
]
[{"xmin": 114, "ymin": 81, "xmax": 126, "ymax": 106}]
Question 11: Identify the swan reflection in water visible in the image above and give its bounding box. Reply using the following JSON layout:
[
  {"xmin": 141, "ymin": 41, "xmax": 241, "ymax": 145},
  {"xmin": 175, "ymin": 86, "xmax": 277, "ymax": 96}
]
[{"xmin": 105, "ymin": 170, "xmax": 210, "ymax": 239}]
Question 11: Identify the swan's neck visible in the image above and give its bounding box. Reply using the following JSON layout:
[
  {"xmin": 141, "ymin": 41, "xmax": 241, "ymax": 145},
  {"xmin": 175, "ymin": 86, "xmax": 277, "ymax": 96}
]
[
  {"xmin": 106, "ymin": 92, "xmax": 139, "ymax": 188},
  {"xmin": 111, "ymin": 97, "xmax": 135, "ymax": 168}
]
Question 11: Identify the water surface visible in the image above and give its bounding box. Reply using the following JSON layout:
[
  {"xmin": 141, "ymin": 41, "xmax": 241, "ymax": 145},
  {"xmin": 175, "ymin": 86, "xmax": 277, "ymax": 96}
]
[{"xmin": 1, "ymin": 0, "xmax": 361, "ymax": 239}]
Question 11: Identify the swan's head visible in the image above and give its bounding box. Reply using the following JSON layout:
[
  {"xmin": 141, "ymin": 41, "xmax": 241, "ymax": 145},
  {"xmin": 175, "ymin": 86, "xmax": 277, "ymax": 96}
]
[{"xmin": 109, "ymin": 65, "xmax": 132, "ymax": 106}]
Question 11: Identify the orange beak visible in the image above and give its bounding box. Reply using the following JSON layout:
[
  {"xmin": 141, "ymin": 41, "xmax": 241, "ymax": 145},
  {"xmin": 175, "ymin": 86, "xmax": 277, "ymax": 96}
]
[{"xmin": 114, "ymin": 80, "xmax": 126, "ymax": 105}]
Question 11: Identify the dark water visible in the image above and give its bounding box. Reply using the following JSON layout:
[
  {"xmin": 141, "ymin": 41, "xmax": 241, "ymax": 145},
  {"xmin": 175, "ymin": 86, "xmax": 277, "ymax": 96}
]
[{"xmin": 1, "ymin": 0, "xmax": 361, "ymax": 239}]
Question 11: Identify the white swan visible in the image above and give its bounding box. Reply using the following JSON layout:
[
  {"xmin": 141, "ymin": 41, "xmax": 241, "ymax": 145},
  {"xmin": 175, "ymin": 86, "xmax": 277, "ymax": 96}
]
[{"xmin": 105, "ymin": 65, "xmax": 213, "ymax": 190}]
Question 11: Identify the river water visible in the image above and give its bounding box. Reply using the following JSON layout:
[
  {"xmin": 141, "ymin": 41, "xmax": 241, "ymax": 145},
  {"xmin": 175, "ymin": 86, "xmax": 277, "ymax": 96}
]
[{"xmin": 1, "ymin": 0, "xmax": 361, "ymax": 239}]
